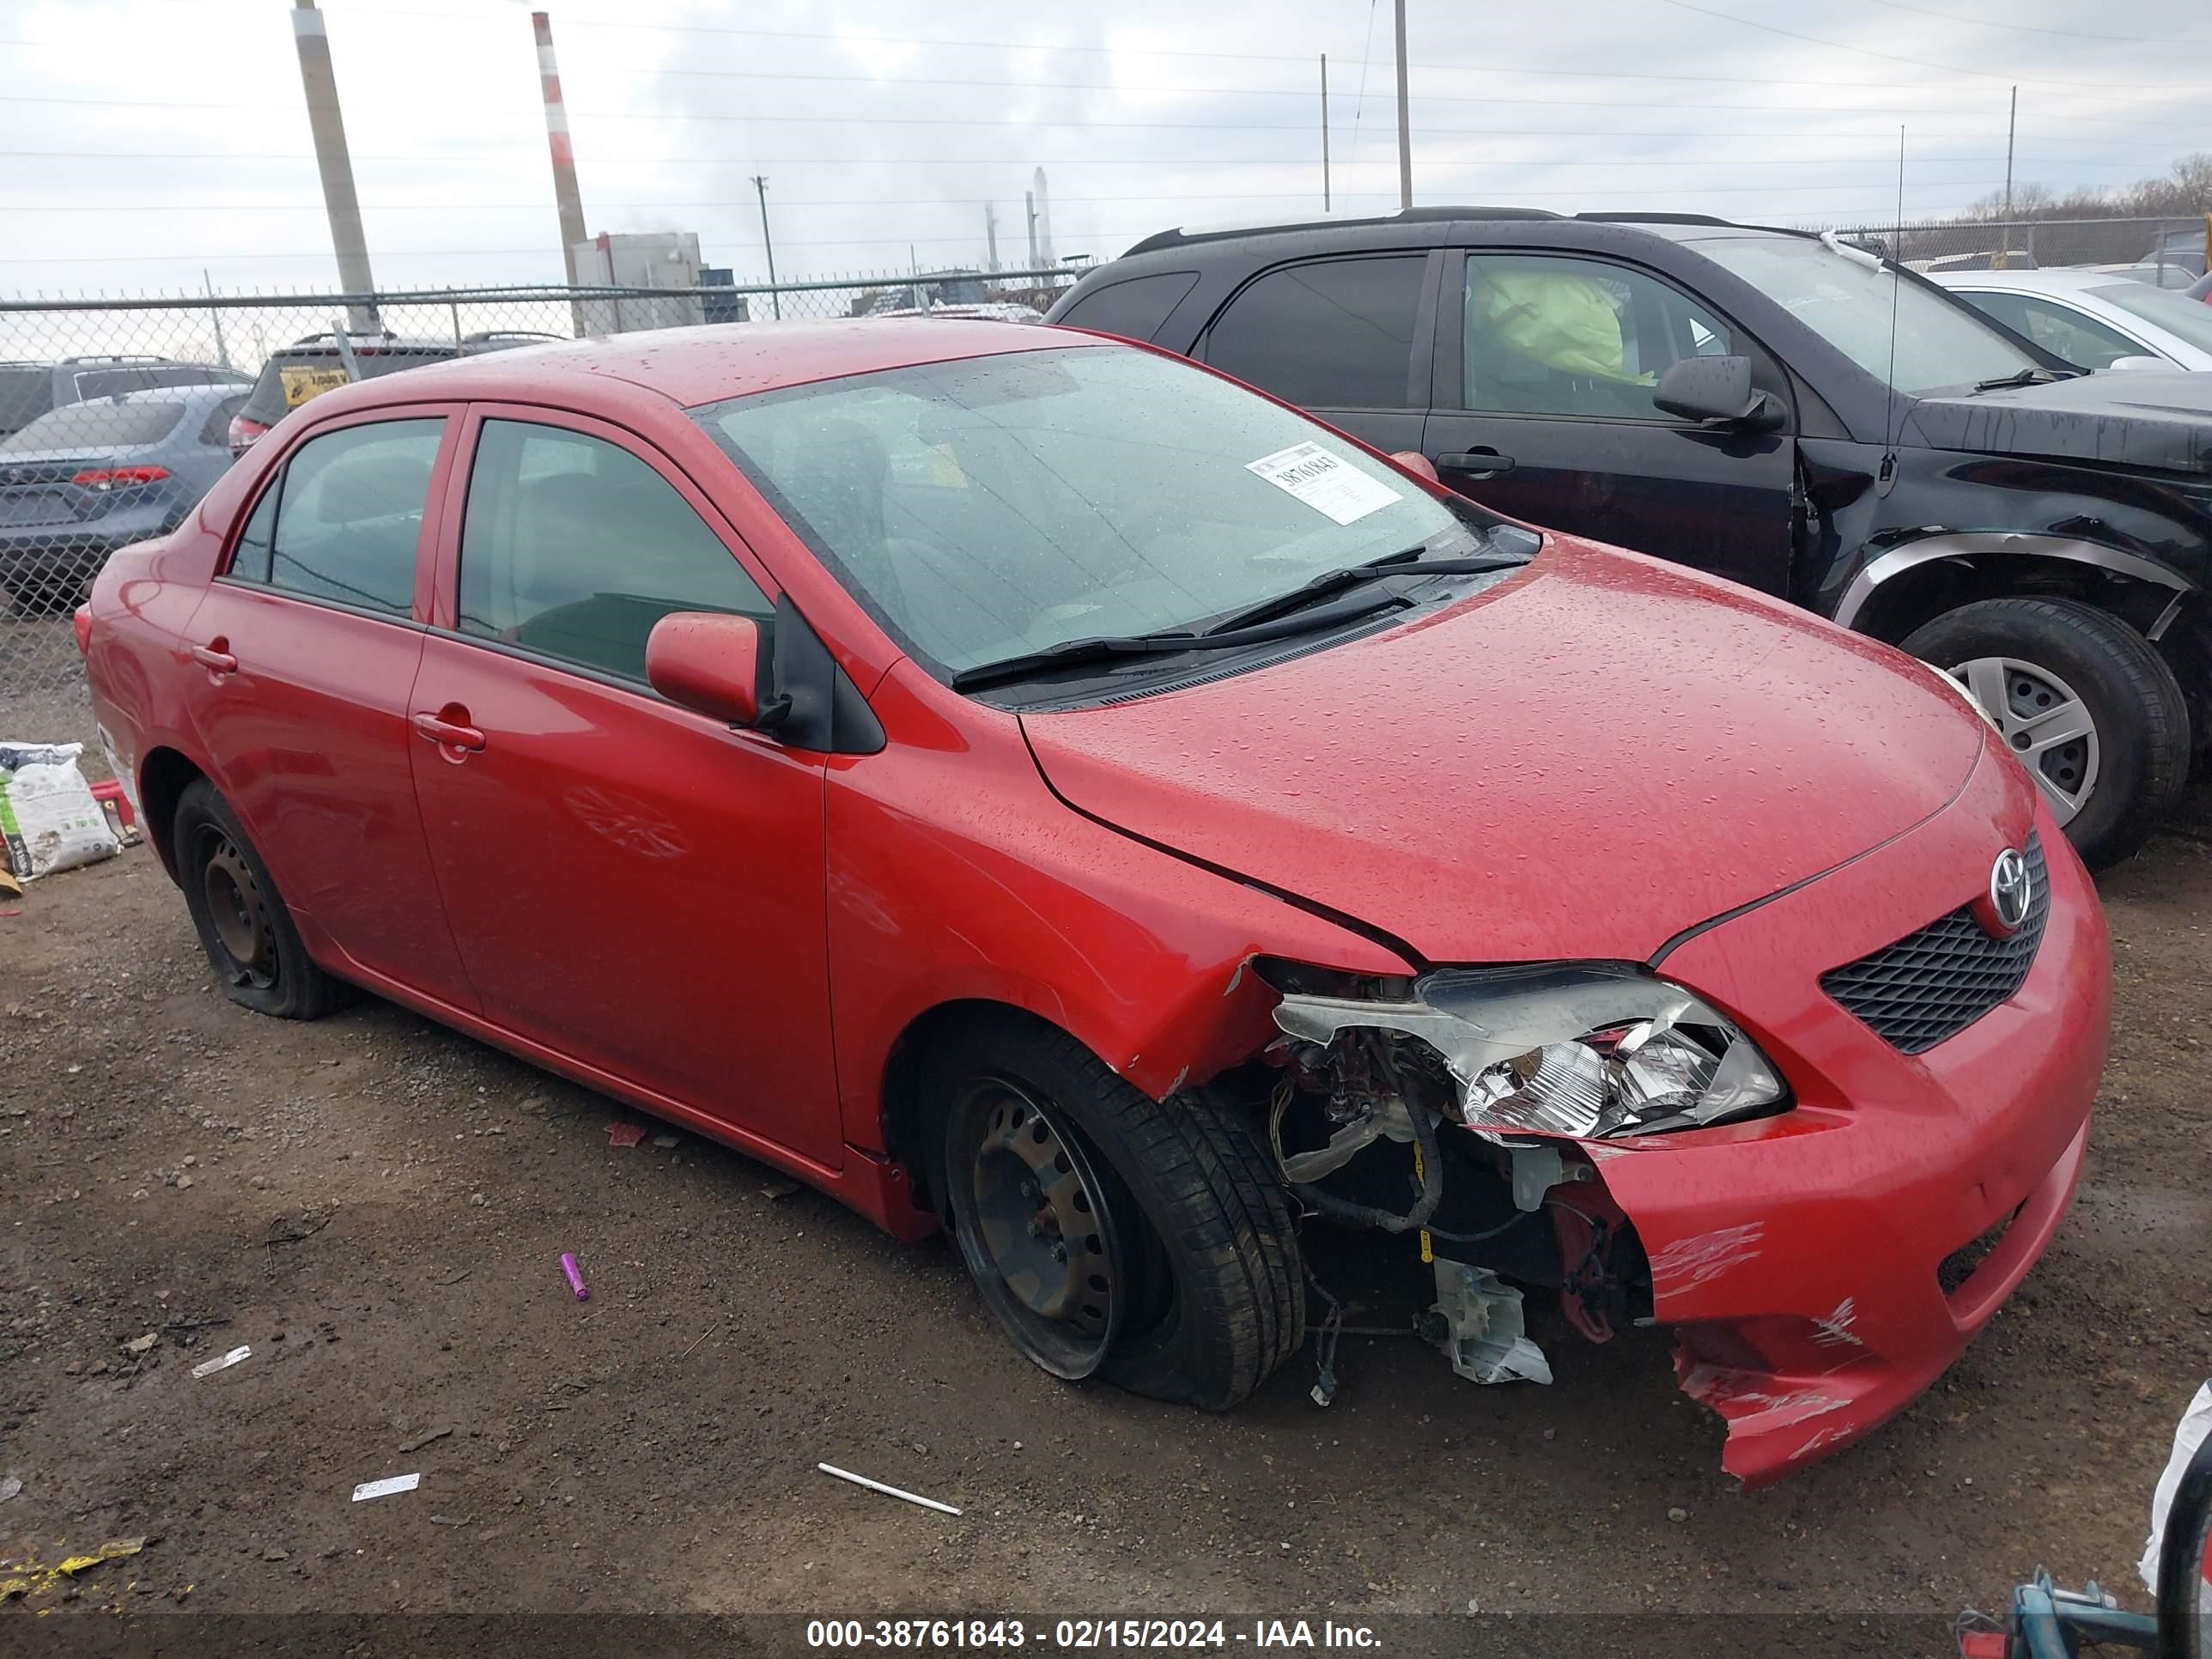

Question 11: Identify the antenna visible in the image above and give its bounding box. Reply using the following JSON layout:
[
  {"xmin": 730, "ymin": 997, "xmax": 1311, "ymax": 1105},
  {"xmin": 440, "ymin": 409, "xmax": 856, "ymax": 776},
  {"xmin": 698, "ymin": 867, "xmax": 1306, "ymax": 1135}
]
[{"xmin": 1880, "ymin": 125, "xmax": 1905, "ymax": 487}]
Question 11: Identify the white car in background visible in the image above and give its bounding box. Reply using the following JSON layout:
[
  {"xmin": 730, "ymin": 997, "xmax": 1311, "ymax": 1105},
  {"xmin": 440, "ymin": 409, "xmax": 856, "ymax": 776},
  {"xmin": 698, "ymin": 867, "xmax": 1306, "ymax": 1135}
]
[{"xmin": 1936, "ymin": 269, "xmax": 2212, "ymax": 373}]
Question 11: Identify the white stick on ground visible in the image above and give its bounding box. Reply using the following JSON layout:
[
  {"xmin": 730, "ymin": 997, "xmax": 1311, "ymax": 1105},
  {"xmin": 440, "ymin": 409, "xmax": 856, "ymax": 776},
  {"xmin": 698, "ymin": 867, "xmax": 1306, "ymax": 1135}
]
[{"xmin": 817, "ymin": 1462, "xmax": 962, "ymax": 1516}]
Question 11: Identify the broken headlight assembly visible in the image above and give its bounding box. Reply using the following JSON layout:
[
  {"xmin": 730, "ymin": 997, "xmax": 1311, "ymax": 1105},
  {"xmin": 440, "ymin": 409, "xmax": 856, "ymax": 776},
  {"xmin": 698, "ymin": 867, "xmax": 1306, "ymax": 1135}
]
[{"xmin": 1266, "ymin": 960, "xmax": 1789, "ymax": 1140}]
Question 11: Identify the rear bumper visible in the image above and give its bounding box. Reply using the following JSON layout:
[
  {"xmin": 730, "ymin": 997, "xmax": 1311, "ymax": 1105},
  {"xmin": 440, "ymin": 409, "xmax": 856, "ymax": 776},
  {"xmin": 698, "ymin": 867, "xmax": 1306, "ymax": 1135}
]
[{"xmin": 1585, "ymin": 746, "xmax": 2106, "ymax": 1486}]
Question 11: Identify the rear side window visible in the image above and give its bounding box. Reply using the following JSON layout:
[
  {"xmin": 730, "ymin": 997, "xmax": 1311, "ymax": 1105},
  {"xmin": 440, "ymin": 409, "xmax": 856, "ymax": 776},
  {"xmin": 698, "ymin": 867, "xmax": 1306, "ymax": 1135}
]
[
  {"xmin": 0, "ymin": 368, "xmax": 52, "ymax": 433},
  {"xmin": 71, "ymin": 368, "xmax": 165, "ymax": 402},
  {"xmin": 455, "ymin": 420, "xmax": 771, "ymax": 683},
  {"xmin": 0, "ymin": 399, "xmax": 185, "ymax": 452},
  {"xmin": 250, "ymin": 418, "xmax": 443, "ymax": 616},
  {"xmin": 1203, "ymin": 256, "xmax": 1425, "ymax": 409},
  {"xmin": 1057, "ymin": 270, "xmax": 1200, "ymax": 342}
]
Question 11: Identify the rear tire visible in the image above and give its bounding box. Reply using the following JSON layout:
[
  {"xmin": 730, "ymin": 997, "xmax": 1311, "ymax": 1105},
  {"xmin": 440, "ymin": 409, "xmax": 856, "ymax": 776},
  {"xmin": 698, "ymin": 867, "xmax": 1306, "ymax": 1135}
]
[
  {"xmin": 1903, "ymin": 597, "xmax": 2191, "ymax": 869},
  {"xmin": 173, "ymin": 778, "xmax": 339, "ymax": 1019},
  {"xmin": 926, "ymin": 1015, "xmax": 1304, "ymax": 1411}
]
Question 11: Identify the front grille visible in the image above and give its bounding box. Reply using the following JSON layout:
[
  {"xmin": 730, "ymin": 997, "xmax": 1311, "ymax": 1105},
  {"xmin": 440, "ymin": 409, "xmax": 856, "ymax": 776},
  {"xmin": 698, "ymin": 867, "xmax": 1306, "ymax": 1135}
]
[{"xmin": 1820, "ymin": 833, "xmax": 2050, "ymax": 1054}]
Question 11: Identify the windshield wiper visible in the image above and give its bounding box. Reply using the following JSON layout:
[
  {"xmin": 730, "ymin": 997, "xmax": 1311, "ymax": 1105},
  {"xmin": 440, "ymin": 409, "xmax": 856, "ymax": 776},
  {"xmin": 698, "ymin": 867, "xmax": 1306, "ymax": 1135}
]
[
  {"xmin": 1972, "ymin": 368, "xmax": 2074, "ymax": 392},
  {"xmin": 1199, "ymin": 548, "xmax": 1530, "ymax": 635},
  {"xmin": 949, "ymin": 551, "xmax": 1530, "ymax": 691},
  {"xmin": 950, "ymin": 588, "xmax": 1419, "ymax": 691}
]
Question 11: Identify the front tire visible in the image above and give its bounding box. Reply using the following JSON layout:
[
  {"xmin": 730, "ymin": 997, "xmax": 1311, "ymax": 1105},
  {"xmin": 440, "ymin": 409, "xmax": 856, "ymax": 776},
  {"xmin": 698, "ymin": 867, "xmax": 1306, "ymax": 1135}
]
[
  {"xmin": 927, "ymin": 1015, "xmax": 1304, "ymax": 1411},
  {"xmin": 1903, "ymin": 597, "xmax": 2191, "ymax": 869},
  {"xmin": 173, "ymin": 779, "xmax": 339, "ymax": 1019}
]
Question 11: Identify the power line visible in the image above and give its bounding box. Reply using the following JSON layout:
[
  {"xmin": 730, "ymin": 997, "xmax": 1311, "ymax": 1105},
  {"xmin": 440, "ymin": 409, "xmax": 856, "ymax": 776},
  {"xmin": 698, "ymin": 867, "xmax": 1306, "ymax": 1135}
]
[
  {"xmin": 3, "ymin": 9, "xmax": 2207, "ymax": 94},
  {"xmin": 1820, "ymin": 0, "xmax": 2205, "ymax": 45},
  {"xmin": 1645, "ymin": 0, "xmax": 2202, "ymax": 88}
]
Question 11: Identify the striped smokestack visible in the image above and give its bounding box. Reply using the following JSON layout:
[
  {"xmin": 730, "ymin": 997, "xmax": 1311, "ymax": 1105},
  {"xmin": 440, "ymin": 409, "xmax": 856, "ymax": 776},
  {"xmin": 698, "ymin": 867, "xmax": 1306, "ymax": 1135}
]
[{"xmin": 534, "ymin": 11, "xmax": 589, "ymax": 287}]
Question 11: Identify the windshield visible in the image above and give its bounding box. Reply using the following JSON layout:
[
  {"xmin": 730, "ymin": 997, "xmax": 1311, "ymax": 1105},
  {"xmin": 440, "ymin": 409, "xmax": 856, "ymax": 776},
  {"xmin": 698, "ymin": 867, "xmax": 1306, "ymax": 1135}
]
[
  {"xmin": 693, "ymin": 344, "xmax": 1503, "ymax": 678},
  {"xmin": 1698, "ymin": 235, "xmax": 2045, "ymax": 394},
  {"xmin": 2089, "ymin": 283, "xmax": 2212, "ymax": 355},
  {"xmin": 0, "ymin": 398, "xmax": 185, "ymax": 453}
]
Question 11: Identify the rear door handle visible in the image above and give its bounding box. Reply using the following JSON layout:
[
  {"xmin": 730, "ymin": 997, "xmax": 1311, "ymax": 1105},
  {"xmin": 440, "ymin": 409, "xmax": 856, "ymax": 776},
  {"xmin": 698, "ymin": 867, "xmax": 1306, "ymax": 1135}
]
[
  {"xmin": 190, "ymin": 642, "xmax": 238, "ymax": 675},
  {"xmin": 1435, "ymin": 451, "xmax": 1516, "ymax": 477},
  {"xmin": 410, "ymin": 712, "xmax": 487, "ymax": 752}
]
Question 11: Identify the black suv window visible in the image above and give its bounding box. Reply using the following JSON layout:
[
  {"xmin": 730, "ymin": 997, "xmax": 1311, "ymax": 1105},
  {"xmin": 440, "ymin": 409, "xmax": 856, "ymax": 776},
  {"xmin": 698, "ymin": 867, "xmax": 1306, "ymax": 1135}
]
[
  {"xmin": 238, "ymin": 418, "xmax": 443, "ymax": 616},
  {"xmin": 1057, "ymin": 270, "xmax": 1200, "ymax": 341},
  {"xmin": 1204, "ymin": 256, "xmax": 1425, "ymax": 409},
  {"xmin": 456, "ymin": 420, "xmax": 771, "ymax": 683},
  {"xmin": 1462, "ymin": 253, "xmax": 1736, "ymax": 420}
]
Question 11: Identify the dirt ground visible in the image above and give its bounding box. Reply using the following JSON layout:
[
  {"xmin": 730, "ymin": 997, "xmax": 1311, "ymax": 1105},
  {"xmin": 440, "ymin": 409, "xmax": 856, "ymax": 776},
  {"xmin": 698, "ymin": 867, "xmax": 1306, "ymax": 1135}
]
[{"xmin": 2, "ymin": 714, "xmax": 2209, "ymax": 1646}]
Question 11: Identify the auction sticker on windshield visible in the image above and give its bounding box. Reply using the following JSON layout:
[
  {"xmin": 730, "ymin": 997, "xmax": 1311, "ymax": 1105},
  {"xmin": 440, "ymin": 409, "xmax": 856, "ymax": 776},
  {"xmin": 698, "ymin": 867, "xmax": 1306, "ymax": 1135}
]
[{"xmin": 1244, "ymin": 441, "xmax": 1401, "ymax": 526}]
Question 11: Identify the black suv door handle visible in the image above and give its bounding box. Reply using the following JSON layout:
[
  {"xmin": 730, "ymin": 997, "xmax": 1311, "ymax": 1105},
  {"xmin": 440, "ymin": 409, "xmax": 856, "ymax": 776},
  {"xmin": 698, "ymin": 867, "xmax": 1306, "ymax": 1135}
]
[{"xmin": 1435, "ymin": 451, "xmax": 1516, "ymax": 477}]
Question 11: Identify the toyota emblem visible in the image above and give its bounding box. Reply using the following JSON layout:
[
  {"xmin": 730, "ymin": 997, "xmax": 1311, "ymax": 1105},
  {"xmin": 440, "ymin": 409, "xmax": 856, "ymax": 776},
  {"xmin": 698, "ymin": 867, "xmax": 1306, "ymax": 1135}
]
[{"xmin": 1988, "ymin": 848, "xmax": 2033, "ymax": 936}]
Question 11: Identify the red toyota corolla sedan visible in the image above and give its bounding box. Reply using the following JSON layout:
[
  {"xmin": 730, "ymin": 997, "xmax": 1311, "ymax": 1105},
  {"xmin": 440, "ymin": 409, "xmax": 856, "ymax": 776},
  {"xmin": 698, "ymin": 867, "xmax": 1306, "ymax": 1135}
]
[{"xmin": 78, "ymin": 319, "xmax": 2108, "ymax": 1486}]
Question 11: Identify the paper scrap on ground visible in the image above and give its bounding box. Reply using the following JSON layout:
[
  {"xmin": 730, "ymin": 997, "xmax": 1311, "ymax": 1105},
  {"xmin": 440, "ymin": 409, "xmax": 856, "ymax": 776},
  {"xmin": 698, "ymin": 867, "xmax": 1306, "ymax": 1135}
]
[
  {"xmin": 191, "ymin": 1345, "xmax": 252, "ymax": 1378},
  {"xmin": 1244, "ymin": 441, "xmax": 1402, "ymax": 526},
  {"xmin": 351, "ymin": 1473, "xmax": 421, "ymax": 1503}
]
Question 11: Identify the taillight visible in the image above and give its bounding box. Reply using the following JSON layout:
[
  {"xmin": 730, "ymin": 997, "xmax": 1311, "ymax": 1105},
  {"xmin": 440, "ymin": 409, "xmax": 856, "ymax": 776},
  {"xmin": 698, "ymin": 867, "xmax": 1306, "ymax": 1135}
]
[
  {"xmin": 227, "ymin": 413, "xmax": 270, "ymax": 455},
  {"xmin": 71, "ymin": 465, "xmax": 170, "ymax": 490},
  {"xmin": 73, "ymin": 603, "xmax": 93, "ymax": 656}
]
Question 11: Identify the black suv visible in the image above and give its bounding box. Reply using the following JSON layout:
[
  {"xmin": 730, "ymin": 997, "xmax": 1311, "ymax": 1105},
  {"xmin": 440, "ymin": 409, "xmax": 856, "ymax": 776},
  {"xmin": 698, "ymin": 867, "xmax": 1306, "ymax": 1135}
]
[
  {"xmin": 1048, "ymin": 208, "xmax": 2212, "ymax": 866},
  {"xmin": 228, "ymin": 330, "xmax": 563, "ymax": 454}
]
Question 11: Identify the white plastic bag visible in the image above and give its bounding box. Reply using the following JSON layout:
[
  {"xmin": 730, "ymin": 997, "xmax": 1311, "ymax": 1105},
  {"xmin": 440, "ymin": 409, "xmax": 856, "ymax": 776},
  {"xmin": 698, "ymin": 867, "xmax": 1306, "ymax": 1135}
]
[
  {"xmin": 2140, "ymin": 1380, "xmax": 2212, "ymax": 1594},
  {"xmin": 0, "ymin": 740, "xmax": 122, "ymax": 881}
]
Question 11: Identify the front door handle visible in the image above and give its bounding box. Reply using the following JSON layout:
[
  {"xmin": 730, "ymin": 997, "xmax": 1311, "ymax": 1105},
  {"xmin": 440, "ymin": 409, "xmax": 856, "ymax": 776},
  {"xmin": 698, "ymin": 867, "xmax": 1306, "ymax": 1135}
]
[
  {"xmin": 190, "ymin": 641, "xmax": 238, "ymax": 675},
  {"xmin": 411, "ymin": 711, "xmax": 487, "ymax": 752},
  {"xmin": 1435, "ymin": 451, "xmax": 1516, "ymax": 477}
]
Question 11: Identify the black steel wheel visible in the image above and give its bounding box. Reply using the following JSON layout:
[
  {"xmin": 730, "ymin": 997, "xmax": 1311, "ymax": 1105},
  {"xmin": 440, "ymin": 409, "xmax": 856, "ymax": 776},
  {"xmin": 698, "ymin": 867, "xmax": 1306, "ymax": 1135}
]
[
  {"xmin": 942, "ymin": 1075, "xmax": 1128, "ymax": 1380},
  {"xmin": 925, "ymin": 1012, "xmax": 1304, "ymax": 1411},
  {"xmin": 173, "ymin": 778, "xmax": 339, "ymax": 1020}
]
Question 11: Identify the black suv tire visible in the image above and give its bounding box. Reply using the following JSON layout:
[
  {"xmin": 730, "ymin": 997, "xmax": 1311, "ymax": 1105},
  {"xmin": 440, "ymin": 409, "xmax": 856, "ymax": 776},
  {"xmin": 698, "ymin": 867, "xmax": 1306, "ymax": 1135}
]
[{"xmin": 1903, "ymin": 597, "xmax": 2191, "ymax": 869}]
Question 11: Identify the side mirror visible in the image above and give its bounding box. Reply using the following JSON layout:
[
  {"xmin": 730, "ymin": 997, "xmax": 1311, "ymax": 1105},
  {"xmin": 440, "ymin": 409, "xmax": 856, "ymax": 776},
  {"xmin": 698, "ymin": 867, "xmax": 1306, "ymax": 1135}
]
[
  {"xmin": 2108, "ymin": 355, "xmax": 2170, "ymax": 373},
  {"xmin": 1654, "ymin": 356, "xmax": 1785, "ymax": 431},
  {"xmin": 646, "ymin": 611, "xmax": 769, "ymax": 727},
  {"xmin": 2154, "ymin": 1427, "xmax": 2212, "ymax": 1659}
]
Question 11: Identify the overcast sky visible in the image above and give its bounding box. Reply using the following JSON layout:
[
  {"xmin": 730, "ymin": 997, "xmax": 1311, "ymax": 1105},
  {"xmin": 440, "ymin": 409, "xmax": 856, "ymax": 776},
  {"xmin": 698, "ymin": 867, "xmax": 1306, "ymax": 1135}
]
[{"xmin": 1, "ymin": 0, "xmax": 2207, "ymax": 295}]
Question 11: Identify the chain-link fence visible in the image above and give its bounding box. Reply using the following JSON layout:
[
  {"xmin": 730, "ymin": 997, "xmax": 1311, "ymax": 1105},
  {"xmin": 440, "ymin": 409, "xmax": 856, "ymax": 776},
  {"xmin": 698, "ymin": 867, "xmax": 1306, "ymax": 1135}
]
[
  {"xmin": 0, "ymin": 266, "xmax": 1081, "ymax": 724},
  {"xmin": 1810, "ymin": 214, "xmax": 2209, "ymax": 277}
]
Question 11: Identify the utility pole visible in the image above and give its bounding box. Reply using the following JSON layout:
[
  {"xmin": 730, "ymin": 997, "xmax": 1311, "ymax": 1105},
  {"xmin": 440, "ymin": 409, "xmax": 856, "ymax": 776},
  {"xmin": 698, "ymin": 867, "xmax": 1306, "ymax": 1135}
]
[
  {"xmin": 1394, "ymin": 0, "xmax": 1413, "ymax": 210},
  {"xmin": 1321, "ymin": 54, "xmax": 1331, "ymax": 212},
  {"xmin": 1999, "ymin": 85, "xmax": 2018, "ymax": 269},
  {"xmin": 289, "ymin": 0, "xmax": 376, "ymax": 330},
  {"xmin": 532, "ymin": 13, "xmax": 589, "ymax": 290},
  {"xmin": 204, "ymin": 270, "xmax": 229, "ymax": 368},
  {"xmin": 750, "ymin": 175, "xmax": 780, "ymax": 319},
  {"xmin": 985, "ymin": 203, "xmax": 1000, "ymax": 271}
]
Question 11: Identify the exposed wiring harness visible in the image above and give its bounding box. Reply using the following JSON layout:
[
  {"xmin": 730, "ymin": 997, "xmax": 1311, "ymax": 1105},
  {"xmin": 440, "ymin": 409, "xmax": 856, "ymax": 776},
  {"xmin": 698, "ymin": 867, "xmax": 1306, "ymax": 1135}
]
[{"xmin": 1267, "ymin": 1044, "xmax": 1540, "ymax": 1245}]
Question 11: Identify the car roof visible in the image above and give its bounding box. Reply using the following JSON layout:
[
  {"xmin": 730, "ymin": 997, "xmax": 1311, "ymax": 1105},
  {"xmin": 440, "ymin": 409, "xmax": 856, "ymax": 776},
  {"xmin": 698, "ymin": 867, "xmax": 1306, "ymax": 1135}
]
[
  {"xmin": 1934, "ymin": 269, "xmax": 2125, "ymax": 294},
  {"xmin": 367, "ymin": 318, "xmax": 1089, "ymax": 410},
  {"xmin": 1120, "ymin": 207, "xmax": 1802, "ymax": 256}
]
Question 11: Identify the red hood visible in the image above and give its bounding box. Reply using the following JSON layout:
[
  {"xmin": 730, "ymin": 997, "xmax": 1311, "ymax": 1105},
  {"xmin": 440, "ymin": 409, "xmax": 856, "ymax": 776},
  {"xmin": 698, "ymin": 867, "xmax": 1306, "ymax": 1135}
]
[{"xmin": 1021, "ymin": 536, "xmax": 1987, "ymax": 964}]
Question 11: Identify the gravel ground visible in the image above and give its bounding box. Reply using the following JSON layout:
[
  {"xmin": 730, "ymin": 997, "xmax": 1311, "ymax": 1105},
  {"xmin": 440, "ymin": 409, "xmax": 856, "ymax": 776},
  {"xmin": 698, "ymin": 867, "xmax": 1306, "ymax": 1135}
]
[{"xmin": 1, "ymin": 738, "xmax": 2208, "ymax": 1645}]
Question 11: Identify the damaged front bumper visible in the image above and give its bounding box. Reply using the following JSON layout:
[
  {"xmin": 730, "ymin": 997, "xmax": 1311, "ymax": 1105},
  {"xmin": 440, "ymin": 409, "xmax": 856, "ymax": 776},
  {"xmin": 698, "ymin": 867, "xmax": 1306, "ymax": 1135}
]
[{"xmin": 1267, "ymin": 778, "xmax": 2108, "ymax": 1486}]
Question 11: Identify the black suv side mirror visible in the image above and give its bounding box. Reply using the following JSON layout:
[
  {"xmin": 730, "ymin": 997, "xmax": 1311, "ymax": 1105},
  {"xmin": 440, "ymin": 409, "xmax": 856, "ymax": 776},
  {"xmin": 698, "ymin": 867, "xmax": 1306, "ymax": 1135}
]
[{"xmin": 1654, "ymin": 356, "xmax": 1785, "ymax": 432}]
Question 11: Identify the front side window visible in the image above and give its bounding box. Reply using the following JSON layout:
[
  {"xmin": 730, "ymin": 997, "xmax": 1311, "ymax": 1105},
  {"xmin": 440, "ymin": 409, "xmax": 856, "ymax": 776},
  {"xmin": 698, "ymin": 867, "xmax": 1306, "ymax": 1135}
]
[
  {"xmin": 694, "ymin": 343, "xmax": 1505, "ymax": 679},
  {"xmin": 1956, "ymin": 290, "xmax": 2142, "ymax": 371},
  {"xmin": 456, "ymin": 421, "xmax": 771, "ymax": 683},
  {"xmin": 1698, "ymin": 234, "xmax": 2044, "ymax": 395},
  {"xmin": 252, "ymin": 418, "xmax": 443, "ymax": 616},
  {"xmin": 1462, "ymin": 254, "xmax": 1738, "ymax": 419},
  {"xmin": 1203, "ymin": 256, "xmax": 1425, "ymax": 409}
]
